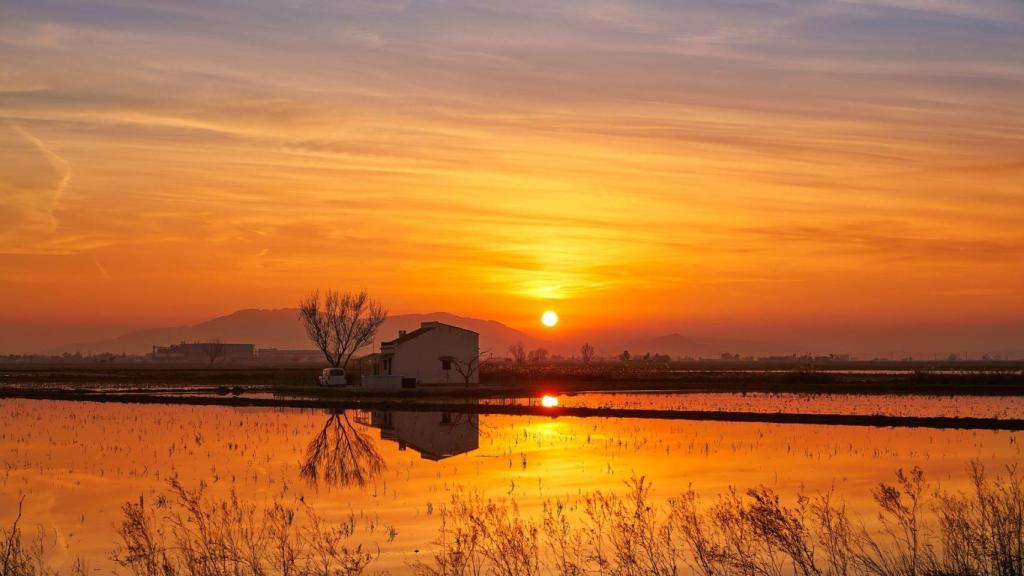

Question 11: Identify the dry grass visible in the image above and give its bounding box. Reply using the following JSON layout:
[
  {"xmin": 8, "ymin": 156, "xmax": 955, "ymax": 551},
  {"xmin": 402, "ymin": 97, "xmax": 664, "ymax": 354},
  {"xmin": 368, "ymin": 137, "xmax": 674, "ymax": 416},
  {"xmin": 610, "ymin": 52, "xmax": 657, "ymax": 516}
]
[
  {"xmin": 5, "ymin": 464, "xmax": 1024, "ymax": 576},
  {"xmin": 411, "ymin": 463, "xmax": 1024, "ymax": 576},
  {"xmin": 112, "ymin": 477, "xmax": 376, "ymax": 576},
  {"xmin": 408, "ymin": 493, "xmax": 539, "ymax": 576},
  {"xmin": 0, "ymin": 497, "xmax": 85, "ymax": 576},
  {"xmin": 932, "ymin": 462, "xmax": 1024, "ymax": 576}
]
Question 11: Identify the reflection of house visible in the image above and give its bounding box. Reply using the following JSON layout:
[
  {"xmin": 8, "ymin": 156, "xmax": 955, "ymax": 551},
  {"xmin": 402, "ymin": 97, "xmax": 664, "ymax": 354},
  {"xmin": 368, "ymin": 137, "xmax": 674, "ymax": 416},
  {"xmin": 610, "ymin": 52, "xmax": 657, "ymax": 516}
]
[
  {"xmin": 151, "ymin": 341, "xmax": 255, "ymax": 362},
  {"xmin": 356, "ymin": 410, "xmax": 479, "ymax": 460},
  {"xmin": 363, "ymin": 322, "xmax": 479, "ymax": 388}
]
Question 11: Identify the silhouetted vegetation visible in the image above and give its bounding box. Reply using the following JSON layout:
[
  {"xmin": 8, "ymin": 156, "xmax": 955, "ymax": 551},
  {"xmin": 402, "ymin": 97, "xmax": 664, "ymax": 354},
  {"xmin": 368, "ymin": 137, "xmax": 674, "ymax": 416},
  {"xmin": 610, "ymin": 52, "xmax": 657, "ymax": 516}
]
[
  {"xmin": 298, "ymin": 289, "xmax": 387, "ymax": 368},
  {"xmin": 0, "ymin": 498, "xmax": 85, "ymax": 576},
  {"xmin": 440, "ymin": 349, "xmax": 490, "ymax": 385},
  {"xmin": 508, "ymin": 342, "xmax": 526, "ymax": 366},
  {"xmin": 202, "ymin": 339, "xmax": 225, "ymax": 366},
  {"xmin": 411, "ymin": 463, "xmax": 1024, "ymax": 576},
  {"xmin": 580, "ymin": 343, "xmax": 595, "ymax": 364},
  {"xmin": 5, "ymin": 465, "xmax": 1024, "ymax": 575},
  {"xmin": 112, "ymin": 478, "xmax": 375, "ymax": 576}
]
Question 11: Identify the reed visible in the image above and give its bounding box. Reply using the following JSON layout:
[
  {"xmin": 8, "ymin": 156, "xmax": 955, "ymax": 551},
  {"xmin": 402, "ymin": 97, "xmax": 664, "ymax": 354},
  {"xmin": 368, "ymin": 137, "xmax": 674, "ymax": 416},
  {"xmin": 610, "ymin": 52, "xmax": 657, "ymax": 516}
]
[
  {"xmin": 5, "ymin": 463, "xmax": 1024, "ymax": 576},
  {"xmin": 410, "ymin": 463, "xmax": 1024, "ymax": 576},
  {"xmin": 112, "ymin": 477, "xmax": 375, "ymax": 576}
]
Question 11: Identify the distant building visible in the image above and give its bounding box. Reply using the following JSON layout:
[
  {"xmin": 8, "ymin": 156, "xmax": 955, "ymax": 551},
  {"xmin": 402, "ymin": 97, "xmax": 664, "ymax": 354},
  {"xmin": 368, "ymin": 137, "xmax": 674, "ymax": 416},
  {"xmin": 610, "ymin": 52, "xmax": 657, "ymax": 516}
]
[
  {"xmin": 256, "ymin": 348, "xmax": 323, "ymax": 363},
  {"xmin": 363, "ymin": 321, "xmax": 479, "ymax": 388},
  {"xmin": 151, "ymin": 341, "xmax": 255, "ymax": 362}
]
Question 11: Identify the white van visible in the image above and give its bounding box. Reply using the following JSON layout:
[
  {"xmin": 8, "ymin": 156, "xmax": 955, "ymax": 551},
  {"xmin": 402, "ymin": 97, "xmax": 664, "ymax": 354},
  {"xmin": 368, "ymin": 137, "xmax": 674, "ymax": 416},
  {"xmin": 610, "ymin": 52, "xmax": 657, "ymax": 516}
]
[{"xmin": 318, "ymin": 367, "xmax": 347, "ymax": 387}]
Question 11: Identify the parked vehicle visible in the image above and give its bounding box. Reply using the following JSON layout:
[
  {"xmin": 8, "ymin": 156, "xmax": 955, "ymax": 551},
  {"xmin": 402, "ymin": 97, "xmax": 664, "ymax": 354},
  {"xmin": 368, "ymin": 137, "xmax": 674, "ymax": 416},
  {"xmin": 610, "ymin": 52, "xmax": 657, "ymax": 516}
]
[{"xmin": 319, "ymin": 367, "xmax": 346, "ymax": 387}]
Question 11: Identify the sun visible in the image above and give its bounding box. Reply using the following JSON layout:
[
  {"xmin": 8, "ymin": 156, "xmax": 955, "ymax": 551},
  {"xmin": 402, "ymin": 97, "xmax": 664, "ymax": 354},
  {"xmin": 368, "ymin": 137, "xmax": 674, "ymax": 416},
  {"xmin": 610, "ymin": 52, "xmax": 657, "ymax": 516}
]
[{"xmin": 541, "ymin": 310, "xmax": 558, "ymax": 327}]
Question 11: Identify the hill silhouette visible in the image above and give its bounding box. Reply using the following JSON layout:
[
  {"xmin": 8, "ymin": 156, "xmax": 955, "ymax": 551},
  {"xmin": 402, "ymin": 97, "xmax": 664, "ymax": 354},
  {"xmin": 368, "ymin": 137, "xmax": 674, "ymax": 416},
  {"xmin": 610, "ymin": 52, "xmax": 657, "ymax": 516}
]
[{"xmin": 52, "ymin": 309, "xmax": 541, "ymax": 356}]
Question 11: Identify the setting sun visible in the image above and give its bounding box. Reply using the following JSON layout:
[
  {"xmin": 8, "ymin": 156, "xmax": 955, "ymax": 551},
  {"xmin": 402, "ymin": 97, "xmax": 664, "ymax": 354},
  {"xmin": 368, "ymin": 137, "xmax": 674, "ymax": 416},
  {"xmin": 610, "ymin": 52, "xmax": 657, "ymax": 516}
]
[{"xmin": 541, "ymin": 310, "xmax": 559, "ymax": 327}]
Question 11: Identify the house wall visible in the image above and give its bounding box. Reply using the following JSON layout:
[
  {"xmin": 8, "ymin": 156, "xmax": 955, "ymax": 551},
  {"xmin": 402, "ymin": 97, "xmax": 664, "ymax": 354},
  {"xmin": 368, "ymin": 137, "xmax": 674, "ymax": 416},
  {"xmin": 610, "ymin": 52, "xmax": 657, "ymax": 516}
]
[{"xmin": 391, "ymin": 325, "xmax": 479, "ymax": 384}]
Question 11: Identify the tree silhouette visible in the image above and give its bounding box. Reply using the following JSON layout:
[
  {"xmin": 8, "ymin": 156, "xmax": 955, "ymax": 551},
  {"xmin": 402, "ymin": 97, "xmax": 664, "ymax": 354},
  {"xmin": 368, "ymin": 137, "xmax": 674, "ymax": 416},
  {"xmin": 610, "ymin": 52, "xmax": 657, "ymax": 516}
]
[
  {"xmin": 298, "ymin": 289, "xmax": 387, "ymax": 368},
  {"xmin": 527, "ymin": 348, "xmax": 548, "ymax": 364},
  {"xmin": 202, "ymin": 339, "xmax": 224, "ymax": 366},
  {"xmin": 580, "ymin": 342, "xmax": 595, "ymax": 364},
  {"xmin": 440, "ymin": 350, "xmax": 490, "ymax": 385},
  {"xmin": 508, "ymin": 342, "xmax": 526, "ymax": 365}
]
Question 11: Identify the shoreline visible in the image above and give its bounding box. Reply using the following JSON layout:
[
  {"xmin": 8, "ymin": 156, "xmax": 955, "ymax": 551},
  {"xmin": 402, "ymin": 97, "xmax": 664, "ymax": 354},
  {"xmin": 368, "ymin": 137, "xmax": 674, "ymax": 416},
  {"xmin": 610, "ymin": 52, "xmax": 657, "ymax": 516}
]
[
  {"xmin": 3, "ymin": 386, "xmax": 1024, "ymax": 431},
  {"xmin": 2, "ymin": 363, "xmax": 1024, "ymax": 396}
]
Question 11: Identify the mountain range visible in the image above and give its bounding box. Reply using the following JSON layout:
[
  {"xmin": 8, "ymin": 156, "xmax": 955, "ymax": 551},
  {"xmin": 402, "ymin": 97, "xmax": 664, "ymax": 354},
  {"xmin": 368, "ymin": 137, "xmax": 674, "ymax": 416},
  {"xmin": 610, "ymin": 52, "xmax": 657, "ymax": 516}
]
[
  {"xmin": 51, "ymin": 309, "xmax": 545, "ymax": 356},
  {"xmin": 50, "ymin": 307, "xmax": 767, "ymax": 359},
  {"xmin": 36, "ymin": 308, "xmax": 1024, "ymax": 359}
]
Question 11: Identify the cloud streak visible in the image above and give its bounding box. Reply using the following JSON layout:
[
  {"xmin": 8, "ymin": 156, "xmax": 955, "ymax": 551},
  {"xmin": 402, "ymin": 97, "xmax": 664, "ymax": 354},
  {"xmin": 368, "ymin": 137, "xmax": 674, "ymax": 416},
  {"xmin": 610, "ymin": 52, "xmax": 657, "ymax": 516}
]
[
  {"xmin": 0, "ymin": 0, "xmax": 1021, "ymax": 334},
  {"xmin": 11, "ymin": 122, "xmax": 70, "ymax": 230}
]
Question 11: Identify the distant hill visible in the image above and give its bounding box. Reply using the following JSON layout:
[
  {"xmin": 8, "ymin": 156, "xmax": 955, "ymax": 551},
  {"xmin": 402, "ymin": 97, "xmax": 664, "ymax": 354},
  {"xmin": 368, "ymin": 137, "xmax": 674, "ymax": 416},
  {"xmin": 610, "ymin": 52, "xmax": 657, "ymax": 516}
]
[
  {"xmin": 52, "ymin": 309, "xmax": 542, "ymax": 356},
  {"xmin": 621, "ymin": 332, "xmax": 765, "ymax": 359}
]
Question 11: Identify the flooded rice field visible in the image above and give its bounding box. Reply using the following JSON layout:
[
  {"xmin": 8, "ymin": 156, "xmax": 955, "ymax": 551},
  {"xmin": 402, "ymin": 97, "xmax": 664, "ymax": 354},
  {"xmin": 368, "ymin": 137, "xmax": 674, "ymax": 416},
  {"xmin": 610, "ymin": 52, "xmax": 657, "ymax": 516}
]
[
  {"xmin": 1, "ymin": 395, "xmax": 1022, "ymax": 573},
  {"xmin": 496, "ymin": 391, "xmax": 1024, "ymax": 419}
]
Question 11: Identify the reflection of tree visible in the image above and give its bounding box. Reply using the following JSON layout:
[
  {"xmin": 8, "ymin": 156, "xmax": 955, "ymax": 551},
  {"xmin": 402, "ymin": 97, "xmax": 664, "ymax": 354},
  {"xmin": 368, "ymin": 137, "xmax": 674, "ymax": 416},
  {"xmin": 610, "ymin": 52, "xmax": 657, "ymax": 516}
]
[
  {"xmin": 446, "ymin": 411, "xmax": 480, "ymax": 433},
  {"xmin": 301, "ymin": 412, "xmax": 384, "ymax": 487}
]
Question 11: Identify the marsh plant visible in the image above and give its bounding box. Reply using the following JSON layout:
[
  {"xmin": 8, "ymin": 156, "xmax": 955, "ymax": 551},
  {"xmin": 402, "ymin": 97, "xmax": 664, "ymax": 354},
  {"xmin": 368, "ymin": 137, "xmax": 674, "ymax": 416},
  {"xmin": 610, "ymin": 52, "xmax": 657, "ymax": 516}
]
[
  {"xmin": 1, "ymin": 498, "xmax": 86, "ymax": 576},
  {"xmin": 4, "ymin": 464, "xmax": 1024, "ymax": 576},
  {"xmin": 411, "ymin": 463, "xmax": 1024, "ymax": 576},
  {"xmin": 112, "ymin": 478, "xmax": 376, "ymax": 576}
]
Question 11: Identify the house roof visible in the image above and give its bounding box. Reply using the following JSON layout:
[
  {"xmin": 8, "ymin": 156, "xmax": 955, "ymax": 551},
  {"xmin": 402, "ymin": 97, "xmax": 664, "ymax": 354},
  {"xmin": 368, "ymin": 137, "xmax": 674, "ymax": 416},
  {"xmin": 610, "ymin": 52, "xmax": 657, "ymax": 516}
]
[
  {"xmin": 381, "ymin": 321, "xmax": 478, "ymax": 346},
  {"xmin": 384, "ymin": 326, "xmax": 434, "ymax": 346}
]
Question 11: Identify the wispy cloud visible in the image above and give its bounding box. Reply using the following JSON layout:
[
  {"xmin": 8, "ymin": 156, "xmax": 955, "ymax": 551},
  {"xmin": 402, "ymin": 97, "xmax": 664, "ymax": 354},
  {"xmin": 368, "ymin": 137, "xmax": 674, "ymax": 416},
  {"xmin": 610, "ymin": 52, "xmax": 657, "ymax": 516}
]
[
  {"xmin": 0, "ymin": 0, "xmax": 1021, "ymax": 329},
  {"xmin": 11, "ymin": 122, "xmax": 70, "ymax": 230}
]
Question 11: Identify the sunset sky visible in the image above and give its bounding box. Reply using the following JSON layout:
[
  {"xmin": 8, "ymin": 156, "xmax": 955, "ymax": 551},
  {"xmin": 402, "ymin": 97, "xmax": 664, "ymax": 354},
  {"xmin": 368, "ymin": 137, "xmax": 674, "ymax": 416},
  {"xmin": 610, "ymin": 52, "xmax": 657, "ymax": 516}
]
[{"xmin": 2, "ymin": 0, "xmax": 1022, "ymax": 353}]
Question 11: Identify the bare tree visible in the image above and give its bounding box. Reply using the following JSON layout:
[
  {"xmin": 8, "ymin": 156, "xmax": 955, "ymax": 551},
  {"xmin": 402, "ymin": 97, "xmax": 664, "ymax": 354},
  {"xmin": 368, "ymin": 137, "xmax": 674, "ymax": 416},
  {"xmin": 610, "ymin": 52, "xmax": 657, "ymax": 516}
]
[
  {"xmin": 580, "ymin": 342, "xmax": 595, "ymax": 364},
  {"xmin": 527, "ymin": 347, "xmax": 548, "ymax": 364},
  {"xmin": 202, "ymin": 339, "xmax": 224, "ymax": 366},
  {"xmin": 508, "ymin": 342, "xmax": 526, "ymax": 365},
  {"xmin": 298, "ymin": 289, "xmax": 388, "ymax": 368},
  {"xmin": 440, "ymin": 350, "xmax": 490, "ymax": 385}
]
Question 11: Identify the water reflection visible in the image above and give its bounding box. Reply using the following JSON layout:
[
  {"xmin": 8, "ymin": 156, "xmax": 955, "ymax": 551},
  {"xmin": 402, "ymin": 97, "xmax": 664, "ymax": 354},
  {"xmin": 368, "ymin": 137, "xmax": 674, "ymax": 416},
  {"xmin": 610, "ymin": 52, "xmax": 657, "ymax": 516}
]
[
  {"xmin": 3, "ymin": 399, "xmax": 1024, "ymax": 573},
  {"xmin": 300, "ymin": 411, "xmax": 384, "ymax": 487},
  {"xmin": 301, "ymin": 410, "xmax": 481, "ymax": 486},
  {"xmin": 358, "ymin": 410, "xmax": 479, "ymax": 460}
]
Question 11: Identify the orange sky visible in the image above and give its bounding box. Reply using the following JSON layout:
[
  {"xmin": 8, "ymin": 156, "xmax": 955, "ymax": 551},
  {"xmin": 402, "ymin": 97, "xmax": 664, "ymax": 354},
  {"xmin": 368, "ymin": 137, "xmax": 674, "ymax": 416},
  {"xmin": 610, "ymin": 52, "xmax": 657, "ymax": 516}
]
[{"xmin": 1, "ymin": 0, "xmax": 1022, "ymax": 351}]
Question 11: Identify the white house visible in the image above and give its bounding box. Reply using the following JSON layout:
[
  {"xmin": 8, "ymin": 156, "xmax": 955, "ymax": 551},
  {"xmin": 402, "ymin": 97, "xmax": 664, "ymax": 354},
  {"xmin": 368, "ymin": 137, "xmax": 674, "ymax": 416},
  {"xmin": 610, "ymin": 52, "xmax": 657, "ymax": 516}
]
[{"xmin": 362, "ymin": 321, "xmax": 480, "ymax": 388}]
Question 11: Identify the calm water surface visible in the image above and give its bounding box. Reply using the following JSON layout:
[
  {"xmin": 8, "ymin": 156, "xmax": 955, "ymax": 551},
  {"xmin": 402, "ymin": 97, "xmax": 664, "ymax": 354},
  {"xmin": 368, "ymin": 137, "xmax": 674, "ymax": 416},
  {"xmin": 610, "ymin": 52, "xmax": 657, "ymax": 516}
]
[
  {"xmin": 1, "ymin": 397, "xmax": 1021, "ymax": 573},
  {"xmin": 500, "ymin": 392, "xmax": 1024, "ymax": 419}
]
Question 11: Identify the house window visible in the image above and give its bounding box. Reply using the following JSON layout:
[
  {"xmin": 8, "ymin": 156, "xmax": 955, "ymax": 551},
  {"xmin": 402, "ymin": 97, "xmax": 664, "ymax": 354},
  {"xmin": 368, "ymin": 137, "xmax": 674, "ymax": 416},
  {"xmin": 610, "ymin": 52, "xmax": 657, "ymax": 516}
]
[{"xmin": 441, "ymin": 358, "xmax": 452, "ymax": 370}]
